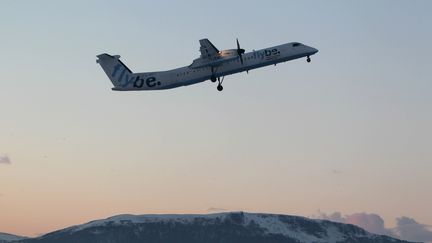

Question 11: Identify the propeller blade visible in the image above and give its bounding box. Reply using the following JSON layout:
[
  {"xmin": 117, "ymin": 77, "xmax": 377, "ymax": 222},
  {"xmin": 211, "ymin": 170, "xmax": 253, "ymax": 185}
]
[{"xmin": 236, "ymin": 38, "xmax": 245, "ymax": 64}]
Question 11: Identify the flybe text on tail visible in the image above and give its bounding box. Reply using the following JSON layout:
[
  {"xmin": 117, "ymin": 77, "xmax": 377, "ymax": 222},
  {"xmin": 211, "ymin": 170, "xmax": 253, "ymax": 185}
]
[
  {"xmin": 111, "ymin": 64, "xmax": 160, "ymax": 89},
  {"xmin": 97, "ymin": 54, "xmax": 160, "ymax": 89}
]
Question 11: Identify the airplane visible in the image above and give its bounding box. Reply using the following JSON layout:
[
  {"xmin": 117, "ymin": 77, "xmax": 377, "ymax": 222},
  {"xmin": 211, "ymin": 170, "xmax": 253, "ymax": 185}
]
[{"xmin": 96, "ymin": 38, "xmax": 318, "ymax": 91}]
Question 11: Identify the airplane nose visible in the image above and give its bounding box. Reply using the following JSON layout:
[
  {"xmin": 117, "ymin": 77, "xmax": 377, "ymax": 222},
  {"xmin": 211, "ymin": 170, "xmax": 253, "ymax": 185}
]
[{"xmin": 304, "ymin": 45, "xmax": 318, "ymax": 55}]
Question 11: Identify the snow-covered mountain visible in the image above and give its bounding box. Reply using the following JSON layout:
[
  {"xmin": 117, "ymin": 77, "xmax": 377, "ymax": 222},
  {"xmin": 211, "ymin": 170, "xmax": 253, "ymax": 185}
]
[
  {"xmin": 17, "ymin": 212, "xmax": 417, "ymax": 243},
  {"xmin": 0, "ymin": 233, "xmax": 27, "ymax": 243}
]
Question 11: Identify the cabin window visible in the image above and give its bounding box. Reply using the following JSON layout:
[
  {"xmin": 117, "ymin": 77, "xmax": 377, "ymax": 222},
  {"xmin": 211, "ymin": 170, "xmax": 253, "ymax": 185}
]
[{"xmin": 292, "ymin": 43, "xmax": 301, "ymax": 47}]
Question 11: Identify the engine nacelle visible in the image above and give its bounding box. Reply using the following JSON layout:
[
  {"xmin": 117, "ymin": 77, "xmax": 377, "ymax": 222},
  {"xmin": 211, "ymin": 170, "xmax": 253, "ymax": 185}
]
[
  {"xmin": 189, "ymin": 49, "xmax": 239, "ymax": 68},
  {"xmin": 218, "ymin": 49, "xmax": 238, "ymax": 58}
]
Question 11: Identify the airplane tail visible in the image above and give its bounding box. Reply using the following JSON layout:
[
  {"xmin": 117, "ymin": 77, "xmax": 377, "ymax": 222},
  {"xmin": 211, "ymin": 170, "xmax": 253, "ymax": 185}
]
[{"xmin": 96, "ymin": 53, "xmax": 133, "ymax": 88}]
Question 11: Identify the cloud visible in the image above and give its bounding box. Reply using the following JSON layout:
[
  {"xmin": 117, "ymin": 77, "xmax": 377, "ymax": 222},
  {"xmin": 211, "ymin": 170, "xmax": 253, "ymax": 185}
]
[
  {"xmin": 317, "ymin": 211, "xmax": 345, "ymax": 222},
  {"xmin": 207, "ymin": 207, "xmax": 228, "ymax": 213},
  {"xmin": 0, "ymin": 154, "xmax": 11, "ymax": 164},
  {"xmin": 394, "ymin": 217, "xmax": 432, "ymax": 243},
  {"xmin": 315, "ymin": 212, "xmax": 432, "ymax": 243},
  {"xmin": 345, "ymin": 213, "xmax": 392, "ymax": 236},
  {"xmin": 316, "ymin": 211, "xmax": 392, "ymax": 236}
]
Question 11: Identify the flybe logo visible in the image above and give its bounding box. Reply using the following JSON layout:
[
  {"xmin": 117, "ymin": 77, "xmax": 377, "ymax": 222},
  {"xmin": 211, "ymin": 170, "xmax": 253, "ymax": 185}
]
[
  {"xmin": 253, "ymin": 48, "xmax": 281, "ymax": 60},
  {"xmin": 111, "ymin": 64, "xmax": 161, "ymax": 88}
]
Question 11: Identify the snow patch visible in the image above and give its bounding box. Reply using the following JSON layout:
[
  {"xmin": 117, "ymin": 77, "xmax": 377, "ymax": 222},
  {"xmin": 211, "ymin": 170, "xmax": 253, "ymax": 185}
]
[
  {"xmin": 244, "ymin": 214, "xmax": 345, "ymax": 243},
  {"xmin": 62, "ymin": 213, "xmax": 228, "ymax": 233}
]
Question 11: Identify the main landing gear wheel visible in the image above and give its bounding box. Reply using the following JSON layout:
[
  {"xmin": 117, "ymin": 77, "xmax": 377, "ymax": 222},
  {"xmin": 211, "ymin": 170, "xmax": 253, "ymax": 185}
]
[
  {"xmin": 211, "ymin": 76, "xmax": 217, "ymax": 82},
  {"xmin": 307, "ymin": 56, "xmax": 311, "ymax": 63},
  {"xmin": 216, "ymin": 76, "xmax": 225, "ymax": 91}
]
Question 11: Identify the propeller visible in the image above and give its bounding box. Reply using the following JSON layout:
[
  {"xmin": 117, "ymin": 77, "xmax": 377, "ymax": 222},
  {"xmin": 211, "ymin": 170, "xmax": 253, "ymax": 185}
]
[{"xmin": 236, "ymin": 38, "xmax": 245, "ymax": 64}]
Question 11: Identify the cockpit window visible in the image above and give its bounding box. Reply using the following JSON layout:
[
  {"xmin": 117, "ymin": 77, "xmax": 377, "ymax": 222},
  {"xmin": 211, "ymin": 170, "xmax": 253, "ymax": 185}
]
[{"xmin": 292, "ymin": 43, "xmax": 301, "ymax": 47}]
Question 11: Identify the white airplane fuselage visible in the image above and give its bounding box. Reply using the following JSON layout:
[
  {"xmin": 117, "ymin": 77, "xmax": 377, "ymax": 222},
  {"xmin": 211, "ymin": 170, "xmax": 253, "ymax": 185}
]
[{"xmin": 98, "ymin": 42, "xmax": 318, "ymax": 91}]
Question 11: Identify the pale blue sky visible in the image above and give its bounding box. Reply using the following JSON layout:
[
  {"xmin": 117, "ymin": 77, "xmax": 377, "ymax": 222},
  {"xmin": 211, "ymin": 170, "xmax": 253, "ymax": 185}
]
[{"xmin": 1, "ymin": 0, "xmax": 431, "ymax": 236}]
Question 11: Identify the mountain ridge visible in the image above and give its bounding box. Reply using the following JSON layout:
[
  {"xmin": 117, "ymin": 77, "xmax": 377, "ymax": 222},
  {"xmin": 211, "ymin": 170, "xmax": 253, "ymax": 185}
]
[
  {"xmin": 0, "ymin": 232, "xmax": 27, "ymax": 243},
  {"xmin": 6, "ymin": 212, "xmax": 419, "ymax": 243}
]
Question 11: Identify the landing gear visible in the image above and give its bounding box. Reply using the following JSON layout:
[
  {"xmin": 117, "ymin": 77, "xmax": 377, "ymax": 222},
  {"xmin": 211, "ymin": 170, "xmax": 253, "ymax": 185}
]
[
  {"xmin": 216, "ymin": 76, "xmax": 225, "ymax": 92},
  {"xmin": 217, "ymin": 84, "xmax": 223, "ymax": 91},
  {"xmin": 210, "ymin": 67, "xmax": 217, "ymax": 82},
  {"xmin": 307, "ymin": 56, "xmax": 311, "ymax": 63},
  {"xmin": 211, "ymin": 66, "xmax": 224, "ymax": 91}
]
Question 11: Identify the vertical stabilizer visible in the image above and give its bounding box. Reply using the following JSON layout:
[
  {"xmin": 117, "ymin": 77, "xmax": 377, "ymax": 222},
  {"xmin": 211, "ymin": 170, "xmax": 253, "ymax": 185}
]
[{"xmin": 96, "ymin": 54, "xmax": 134, "ymax": 88}]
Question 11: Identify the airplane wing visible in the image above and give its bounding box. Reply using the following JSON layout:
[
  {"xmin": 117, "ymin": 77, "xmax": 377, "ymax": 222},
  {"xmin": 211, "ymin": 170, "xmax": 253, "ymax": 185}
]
[{"xmin": 199, "ymin": 39, "xmax": 220, "ymax": 59}]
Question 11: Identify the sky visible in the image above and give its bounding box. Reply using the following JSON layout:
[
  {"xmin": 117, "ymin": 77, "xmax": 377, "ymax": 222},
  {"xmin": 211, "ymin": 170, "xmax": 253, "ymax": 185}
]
[{"xmin": 1, "ymin": 0, "xmax": 431, "ymax": 240}]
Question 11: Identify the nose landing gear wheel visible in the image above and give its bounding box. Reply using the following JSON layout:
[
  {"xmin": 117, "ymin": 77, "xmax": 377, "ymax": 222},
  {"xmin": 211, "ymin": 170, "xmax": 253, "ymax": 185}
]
[
  {"xmin": 307, "ymin": 56, "xmax": 311, "ymax": 63},
  {"xmin": 217, "ymin": 84, "xmax": 223, "ymax": 91}
]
